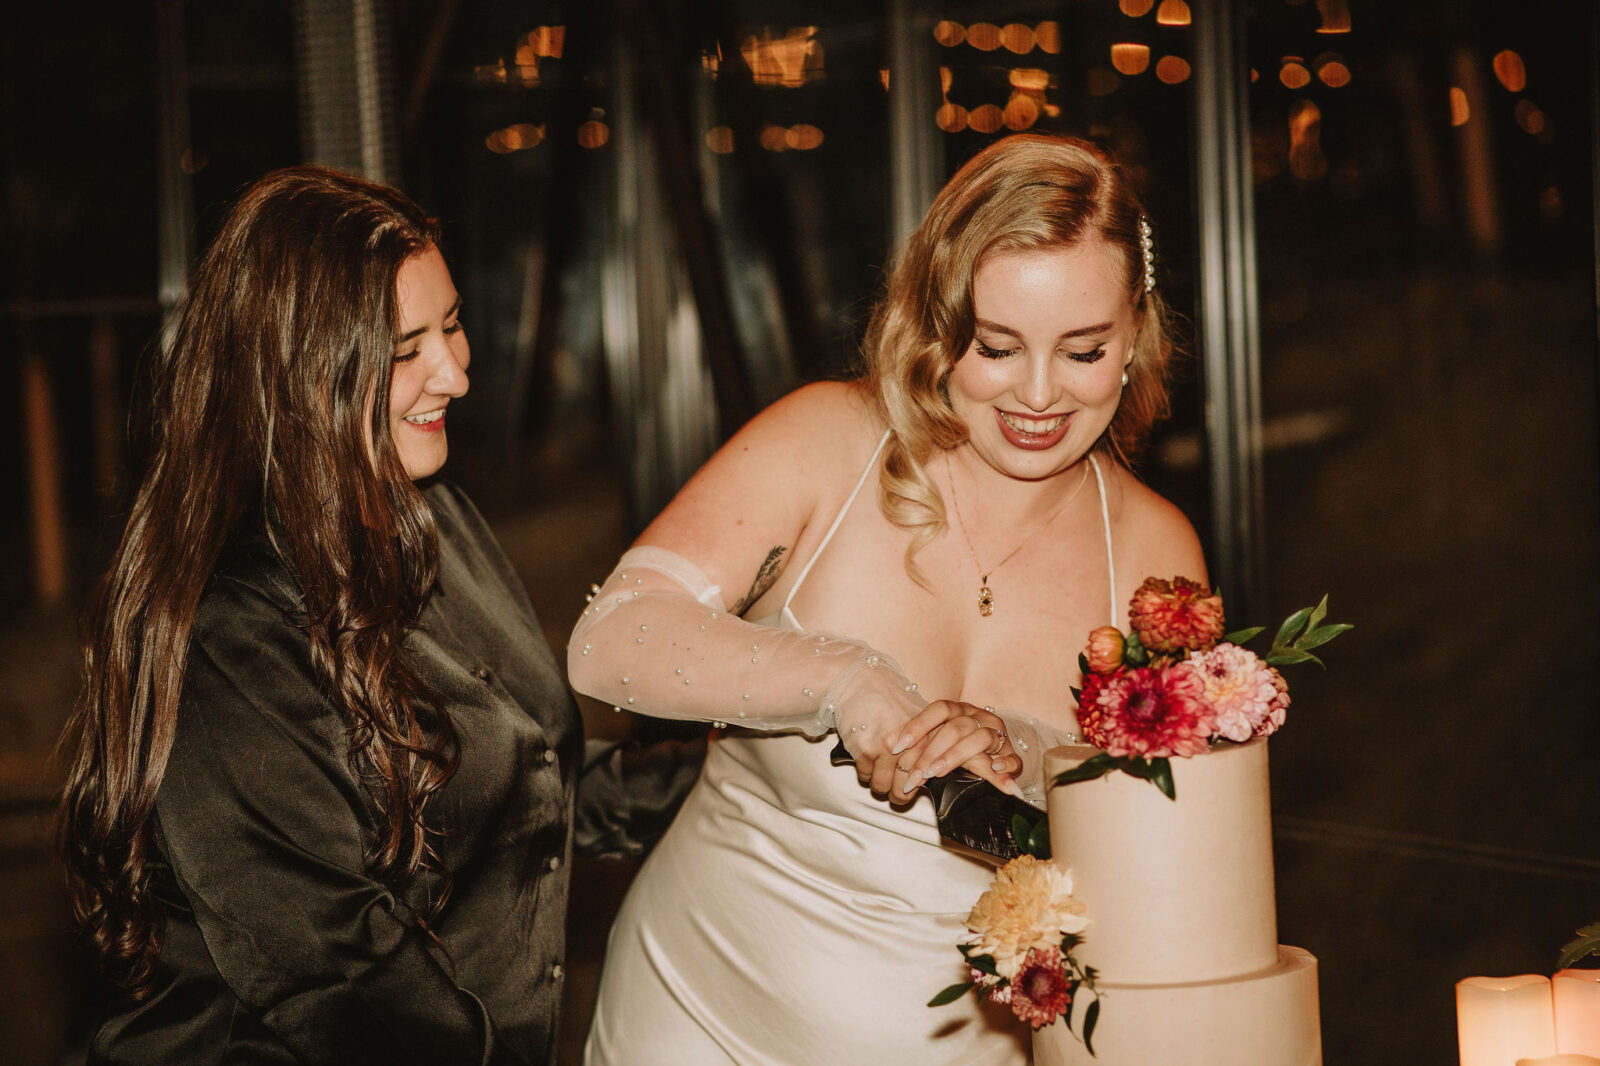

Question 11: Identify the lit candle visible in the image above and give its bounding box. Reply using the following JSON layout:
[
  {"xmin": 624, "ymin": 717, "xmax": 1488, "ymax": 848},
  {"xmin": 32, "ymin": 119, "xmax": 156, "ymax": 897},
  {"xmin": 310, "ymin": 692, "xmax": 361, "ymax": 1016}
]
[
  {"xmin": 1458, "ymin": 975, "xmax": 1556, "ymax": 1066},
  {"xmin": 1554, "ymin": 970, "xmax": 1600, "ymax": 1055}
]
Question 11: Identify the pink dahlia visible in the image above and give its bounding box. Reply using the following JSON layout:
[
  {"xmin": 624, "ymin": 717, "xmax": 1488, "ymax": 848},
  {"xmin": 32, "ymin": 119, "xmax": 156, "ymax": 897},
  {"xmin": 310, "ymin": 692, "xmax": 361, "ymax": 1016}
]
[
  {"xmin": 1008, "ymin": 946, "xmax": 1073, "ymax": 1028},
  {"xmin": 1182, "ymin": 643, "xmax": 1291, "ymax": 741},
  {"xmin": 1077, "ymin": 664, "xmax": 1214, "ymax": 758},
  {"xmin": 1083, "ymin": 625, "xmax": 1126, "ymax": 675},
  {"xmin": 1127, "ymin": 576, "xmax": 1226, "ymax": 654}
]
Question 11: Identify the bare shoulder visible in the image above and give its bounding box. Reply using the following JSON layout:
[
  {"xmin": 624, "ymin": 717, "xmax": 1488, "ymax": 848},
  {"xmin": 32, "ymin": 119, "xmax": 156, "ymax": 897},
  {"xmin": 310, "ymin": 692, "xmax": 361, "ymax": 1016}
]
[
  {"xmin": 1102, "ymin": 459, "xmax": 1209, "ymax": 588},
  {"xmin": 633, "ymin": 380, "xmax": 883, "ymax": 599}
]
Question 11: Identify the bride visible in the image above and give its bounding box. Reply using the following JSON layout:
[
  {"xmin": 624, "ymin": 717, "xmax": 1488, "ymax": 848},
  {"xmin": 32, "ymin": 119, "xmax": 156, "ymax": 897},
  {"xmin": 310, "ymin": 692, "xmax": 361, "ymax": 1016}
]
[{"xmin": 568, "ymin": 134, "xmax": 1206, "ymax": 1065}]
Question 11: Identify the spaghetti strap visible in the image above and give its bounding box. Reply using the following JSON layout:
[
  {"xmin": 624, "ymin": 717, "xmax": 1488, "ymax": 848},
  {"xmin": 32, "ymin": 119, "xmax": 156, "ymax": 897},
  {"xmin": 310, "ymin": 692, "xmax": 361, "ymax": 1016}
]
[
  {"xmin": 780, "ymin": 429, "xmax": 892, "ymax": 629},
  {"xmin": 1089, "ymin": 454, "xmax": 1117, "ymax": 629}
]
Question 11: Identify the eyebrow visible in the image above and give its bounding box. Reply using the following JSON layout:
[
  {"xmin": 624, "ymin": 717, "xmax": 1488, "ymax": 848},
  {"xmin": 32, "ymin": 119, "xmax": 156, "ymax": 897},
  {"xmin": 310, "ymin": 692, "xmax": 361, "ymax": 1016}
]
[
  {"xmin": 974, "ymin": 317, "xmax": 1114, "ymax": 341},
  {"xmin": 395, "ymin": 296, "xmax": 463, "ymax": 343}
]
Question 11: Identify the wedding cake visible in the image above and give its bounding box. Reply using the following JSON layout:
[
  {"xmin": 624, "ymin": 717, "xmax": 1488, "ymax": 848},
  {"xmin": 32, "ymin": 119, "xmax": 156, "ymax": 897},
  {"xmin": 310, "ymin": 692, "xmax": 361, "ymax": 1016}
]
[{"xmin": 1033, "ymin": 737, "xmax": 1322, "ymax": 1065}]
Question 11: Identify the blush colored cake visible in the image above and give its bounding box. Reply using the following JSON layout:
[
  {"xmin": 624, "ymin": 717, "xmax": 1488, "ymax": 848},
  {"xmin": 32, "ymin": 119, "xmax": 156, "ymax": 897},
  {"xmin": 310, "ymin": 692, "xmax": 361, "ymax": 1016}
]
[{"xmin": 1033, "ymin": 738, "xmax": 1322, "ymax": 1065}]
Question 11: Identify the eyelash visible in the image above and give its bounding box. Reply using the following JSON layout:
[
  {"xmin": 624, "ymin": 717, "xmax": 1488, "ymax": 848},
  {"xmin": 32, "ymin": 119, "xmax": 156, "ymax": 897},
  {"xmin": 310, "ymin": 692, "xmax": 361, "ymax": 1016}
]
[
  {"xmin": 974, "ymin": 340, "xmax": 1108, "ymax": 364},
  {"xmin": 393, "ymin": 320, "xmax": 464, "ymax": 362}
]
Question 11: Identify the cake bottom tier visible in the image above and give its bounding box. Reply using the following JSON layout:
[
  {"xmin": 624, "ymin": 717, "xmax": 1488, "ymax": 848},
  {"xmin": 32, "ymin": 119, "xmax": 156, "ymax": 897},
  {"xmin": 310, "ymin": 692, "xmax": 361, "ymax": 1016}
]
[{"xmin": 1033, "ymin": 945, "xmax": 1322, "ymax": 1066}]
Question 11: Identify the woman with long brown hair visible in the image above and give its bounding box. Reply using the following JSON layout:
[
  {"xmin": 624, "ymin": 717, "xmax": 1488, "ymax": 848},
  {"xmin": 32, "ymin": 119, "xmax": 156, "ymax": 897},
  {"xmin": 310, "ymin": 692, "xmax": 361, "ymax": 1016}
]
[
  {"xmin": 57, "ymin": 165, "xmax": 676, "ymax": 1065},
  {"xmin": 569, "ymin": 134, "xmax": 1207, "ymax": 1064}
]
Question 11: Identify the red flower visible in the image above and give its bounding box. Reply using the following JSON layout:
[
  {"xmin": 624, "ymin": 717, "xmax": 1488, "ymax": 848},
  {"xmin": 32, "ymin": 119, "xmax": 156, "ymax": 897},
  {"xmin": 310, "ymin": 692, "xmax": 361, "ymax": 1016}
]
[
  {"xmin": 1077, "ymin": 664, "xmax": 1214, "ymax": 759},
  {"xmin": 1008, "ymin": 946, "xmax": 1073, "ymax": 1028},
  {"xmin": 1127, "ymin": 576, "xmax": 1225, "ymax": 654}
]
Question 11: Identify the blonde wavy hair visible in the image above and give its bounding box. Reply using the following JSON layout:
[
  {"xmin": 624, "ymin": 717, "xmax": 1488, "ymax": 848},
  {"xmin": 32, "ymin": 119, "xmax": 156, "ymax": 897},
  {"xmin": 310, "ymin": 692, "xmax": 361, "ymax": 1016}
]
[{"xmin": 861, "ymin": 134, "xmax": 1176, "ymax": 579}]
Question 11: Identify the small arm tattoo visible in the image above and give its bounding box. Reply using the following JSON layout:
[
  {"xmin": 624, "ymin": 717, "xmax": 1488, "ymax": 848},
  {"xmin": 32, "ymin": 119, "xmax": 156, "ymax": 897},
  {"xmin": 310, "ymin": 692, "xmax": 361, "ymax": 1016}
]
[{"xmin": 731, "ymin": 545, "xmax": 787, "ymax": 615}]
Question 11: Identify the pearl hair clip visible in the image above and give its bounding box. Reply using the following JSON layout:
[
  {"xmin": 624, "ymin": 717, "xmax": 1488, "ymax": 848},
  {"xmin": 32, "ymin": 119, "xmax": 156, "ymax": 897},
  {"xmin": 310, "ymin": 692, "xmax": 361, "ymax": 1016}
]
[{"xmin": 1138, "ymin": 215, "xmax": 1156, "ymax": 294}]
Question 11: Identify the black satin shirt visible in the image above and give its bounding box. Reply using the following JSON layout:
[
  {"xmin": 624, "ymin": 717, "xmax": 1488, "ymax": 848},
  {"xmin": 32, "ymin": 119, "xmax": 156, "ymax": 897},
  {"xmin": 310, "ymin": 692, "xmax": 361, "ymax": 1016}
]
[{"xmin": 87, "ymin": 484, "xmax": 694, "ymax": 1066}]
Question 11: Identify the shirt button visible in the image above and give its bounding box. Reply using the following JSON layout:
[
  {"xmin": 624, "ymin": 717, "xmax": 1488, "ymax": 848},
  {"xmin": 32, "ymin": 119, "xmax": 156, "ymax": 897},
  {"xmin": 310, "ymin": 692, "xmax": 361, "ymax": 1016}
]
[
  {"xmin": 473, "ymin": 666, "xmax": 491, "ymax": 682},
  {"xmin": 545, "ymin": 855, "xmax": 562, "ymax": 873},
  {"xmin": 550, "ymin": 963, "xmax": 564, "ymax": 981},
  {"xmin": 542, "ymin": 748, "xmax": 557, "ymax": 765}
]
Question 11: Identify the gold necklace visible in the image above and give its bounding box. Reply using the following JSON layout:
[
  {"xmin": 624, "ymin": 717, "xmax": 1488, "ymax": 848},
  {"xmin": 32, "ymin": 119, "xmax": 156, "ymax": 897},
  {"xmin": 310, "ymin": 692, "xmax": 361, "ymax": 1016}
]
[{"xmin": 945, "ymin": 458, "xmax": 1092, "ymax": 617}]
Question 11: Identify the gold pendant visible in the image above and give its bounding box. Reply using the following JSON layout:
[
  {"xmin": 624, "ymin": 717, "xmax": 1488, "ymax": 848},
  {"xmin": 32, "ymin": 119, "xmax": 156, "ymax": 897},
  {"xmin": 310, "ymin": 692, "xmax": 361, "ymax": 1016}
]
[{"xmin": 978, "ymin": 584, "xmax": 994, "ymax": 617}]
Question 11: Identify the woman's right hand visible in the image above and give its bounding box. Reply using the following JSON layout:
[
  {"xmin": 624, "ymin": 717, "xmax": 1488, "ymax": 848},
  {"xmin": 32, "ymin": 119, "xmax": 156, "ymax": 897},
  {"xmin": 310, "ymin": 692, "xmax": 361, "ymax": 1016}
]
[{"xmin": 883, "ymin": 699, "xmax": 1024, "ymax": 804}]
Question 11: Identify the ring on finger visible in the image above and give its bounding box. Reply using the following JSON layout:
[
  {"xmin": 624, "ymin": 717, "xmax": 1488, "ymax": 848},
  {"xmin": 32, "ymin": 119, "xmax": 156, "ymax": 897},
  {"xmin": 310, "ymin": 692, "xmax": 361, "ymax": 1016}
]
[{"xmin": 984, "ymin": 728, "xmax": 1007, "ymax": 757}]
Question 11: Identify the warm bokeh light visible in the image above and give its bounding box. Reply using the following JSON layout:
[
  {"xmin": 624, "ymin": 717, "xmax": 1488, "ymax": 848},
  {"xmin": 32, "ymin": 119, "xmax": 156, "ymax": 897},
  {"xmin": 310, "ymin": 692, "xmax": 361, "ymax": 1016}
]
[
  {"xmin": 879, "ymin": 68, "xmax": 890, "ymax": 91},
  {"xmin": 1156, "ymin": 56, "xmax": 1191, "ymax": 84},
  {"xmin": 475, "ymin": 59, "xmax": 508, "ymax": 84},
  {"xmin": 513, "ymin": 48, "xmax": 540, "ymax": 88},
  {"xmin": 1120, "ymin": 0, "xmax": 1155, "ymax": 15},
  {"xmin": 702, "ymin": 44, "xmax": 722, "ymax": 77},
  {"xmin": 1514, "ymin": 99, "xmax": 1546, "ymax": 135},
  {"xmin": 577, "ymin": 120, "xmax": 609, "ymax": 148},
  {"xmin": 936, "ymin": 102, "xmax": 969, "ymax": 132},
  {"xmin": 1003, "ymin": 93, "xmax": 1041, "ymax": 130},
  {"xmin": 1540, "ymin": 184, "xmax": 1564, "ymax": 219},
  {"xmin": 1111, "ymin": 43, "xmax": 1151, "ymax": 75},
  {"xmin": 1315, "ymin": 0, "xmax": 1351, "ymax": 33},
  {"xmin": 934, "ymin": 20, "xmax": 965, "ymax": 47},
  {"xmin": 1009, "ymin": 67, "xmax": 1050, "ymax": 91},
  {"xmin": 1155, "ymin": 0, "xmax": 1192, "ymax": 27},
  {"xmin": 1088, "ymin": 67, "xmax": 1121, "ymax": 96},
  {"xmin": 1035, "ymin": 21, "xmax": 1061, "ymax": 54},
  {"xmin": 1000, "ymin": 23, "xmax": 1035, "ymax": 54},
  {"xmin": 759, "ymin": 125, "xmax": 789, "ymax": 152},
  {"xmin": 741, "ymin": 27, "xmax": 823, "ymax": 88},
  {"xmin": 1316, "ymin": 54, "xmax": 1352, "ymax": 87},
  {"xmin": 966, "ymin": 23, "xmax": 1002, "ymax": 51},
  {"xmin": 1280, "ymin": 60, "xmax": 1311, "ymax": 89},
  {"xmin": 968, "ymin": 103, "xmax": 1004, "ymax": 133},
  {"xmin": 1288, "ymin": 99, "xmax": 1327, "ymax": 180},
  {"xmin": 1449, "ymin": 86, "xmax": 1469, "ymax": 126},
  {"xmin": 486, "ymin": 130, "xmax": 511, "ymax": 154},
  {"xmin": 786, "ymin": 124, "xmax": 824, "ymax": 150},
  {"xmin": 705, "ymin": 126, "xmax": 735, "ymax": 153},
  {"xmin": 503, "ymin": 123, "xmax": 543, "ymax": 150},
  {"xmin": 940, "ymin": 65, "xmax": 954, "ymax": 94},
  {"xmin": 526, "ymin": 25, "xmax": 564, "ymax": 57},
  {"xmin": 1493, "ymin": 50, "xmax": 1527, "ymax": 93}
]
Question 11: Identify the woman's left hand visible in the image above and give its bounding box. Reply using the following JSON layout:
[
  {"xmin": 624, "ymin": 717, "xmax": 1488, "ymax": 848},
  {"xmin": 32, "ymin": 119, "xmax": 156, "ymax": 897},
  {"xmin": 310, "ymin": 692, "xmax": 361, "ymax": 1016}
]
[{"xmin": 882, "ymin": 700, "xmax": 1023, "ymax": 804}]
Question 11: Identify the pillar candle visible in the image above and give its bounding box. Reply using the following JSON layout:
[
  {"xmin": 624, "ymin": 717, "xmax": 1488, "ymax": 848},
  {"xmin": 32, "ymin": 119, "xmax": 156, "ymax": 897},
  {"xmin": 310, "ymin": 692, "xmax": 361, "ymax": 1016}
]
[
  {"xmin": 1554, "ymin": 970, "xmax": 1600, "ymax": 1055},
  {"xmin": 1458, "ymin": 975, "xmax": 1556, "ymax": 1066}
]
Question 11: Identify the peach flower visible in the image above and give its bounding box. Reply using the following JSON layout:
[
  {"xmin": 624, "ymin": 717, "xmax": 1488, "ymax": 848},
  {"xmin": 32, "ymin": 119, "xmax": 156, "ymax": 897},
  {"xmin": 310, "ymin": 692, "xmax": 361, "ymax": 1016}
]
[
  {"xmin": 964, "ymin": 855, "xmax": 1088, "ymax": 981},
  {"xmin": 1083, "ymin": 625, "xmax": 1126, "ymax": 675},
  {"xmin": 1127, "ymin": 576, "xmax": 1225, "ymax": 654},
  {"xmin": 1182, "ymin": 642, "xmax": 1291, "ymax": 742}
]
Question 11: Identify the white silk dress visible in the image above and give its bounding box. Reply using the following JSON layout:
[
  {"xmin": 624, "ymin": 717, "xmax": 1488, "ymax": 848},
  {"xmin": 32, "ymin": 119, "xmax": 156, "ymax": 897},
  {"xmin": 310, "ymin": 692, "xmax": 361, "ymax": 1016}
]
[{"xmin": 580, "ymin": 436, "xmax": 1115, "ymax": 1065}]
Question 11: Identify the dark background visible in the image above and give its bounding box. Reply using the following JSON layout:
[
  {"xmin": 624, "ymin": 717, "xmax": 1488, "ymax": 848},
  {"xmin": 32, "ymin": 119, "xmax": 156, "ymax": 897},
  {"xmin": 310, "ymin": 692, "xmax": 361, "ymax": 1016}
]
[{"xmin": 3, "ymin": 2, "xmax": 1596, "ymax": 1063}]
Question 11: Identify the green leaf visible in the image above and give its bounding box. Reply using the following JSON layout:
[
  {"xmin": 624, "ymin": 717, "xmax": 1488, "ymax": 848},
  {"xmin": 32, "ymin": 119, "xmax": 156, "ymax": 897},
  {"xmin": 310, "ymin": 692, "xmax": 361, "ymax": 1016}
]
[
  {"xmin": 1296, "ymin": 622, "xmax": 1352, "ymax": 651},
  {"xmin": 966, "ymin": 952, "xmax": 998, "ymax": 977},
  {"xmin": 1148, "ymin": 757, "xmax": 1176, "ymax": 800},
  {"xmin": 1028, "ymin": 819, "xmax": 1052, "ymax": 860},
  {"xmin": 1273, "ymin": 606, "xmax": 1313, "ymax": 649},
  {"xmin": 1223, "ymin": 625, "xmax": 1265, "ymax": 645},
  {"xmin": 1083, "ymin": 995, "xmax": 1101, "ymax": 1056},
  {"xmin": 1265, "ymin": 646, "xmax": 1321, "ymax": 668},
  {"xmin": 1078, "ymin": 652, "xmax": 1090, "ymax": 677},
  {"xmin": 1011, "ymin": 813, "xmax": 1033, "ymax": 851},
  {"xmin": 1558, "ymin": 922, "xmax": 1600, "ymax": 969},
  {"xmin": 1305, "ymin": 594, "xmax": 1329, "ymax": 634},
  {"xmin": 1123, "ymin": 630, "xmax": 1149, "ymax": 667},
  {"xmin": 1052, "ymin": 753, "xmax": 1122, "ymax": 788},
  {"xmin": 928, "ymin": 981, "xmax": 975, "ymax": 1007}
]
